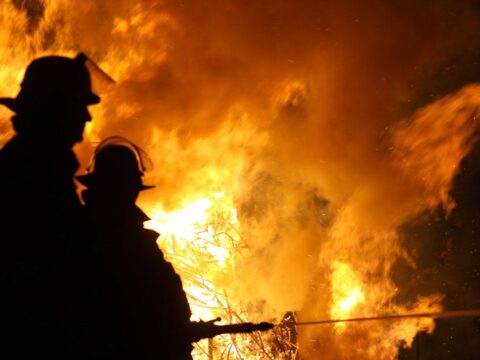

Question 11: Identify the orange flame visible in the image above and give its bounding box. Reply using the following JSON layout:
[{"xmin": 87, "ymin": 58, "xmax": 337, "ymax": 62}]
[{"xmin": 1, "ymin": 2, "xmax": 480, "ymax": 359}]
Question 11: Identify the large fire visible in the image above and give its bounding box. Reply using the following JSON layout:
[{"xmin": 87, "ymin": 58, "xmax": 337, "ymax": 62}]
[{"xmin": 1, "ymin": 1, "xmax": 480, "ymax": 359}]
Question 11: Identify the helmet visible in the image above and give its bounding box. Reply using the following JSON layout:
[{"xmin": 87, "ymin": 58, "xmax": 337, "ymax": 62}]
[
  {"xmin": 0, "ymin": 53, "xmax": 100, "ymax": 113},
  {"xmin": 76, "ymin": 136, "xmax": 154, "ymax": 191}
]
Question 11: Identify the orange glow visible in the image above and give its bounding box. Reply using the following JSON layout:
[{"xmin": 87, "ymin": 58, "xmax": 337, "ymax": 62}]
[
  {"xmin": 145, "ymin": 192, "xmax": 280, "ymax": 357},
  {"xmin": 331, "ymin": 261, "xmax": 365, "ymax": 317},
  {"xmin": 330, "ymin": 261, "xmax": 366, "ymax": 333},
  {"xmin": 1, "ymin": 2, "xmax": 480, "ymax": 359}
]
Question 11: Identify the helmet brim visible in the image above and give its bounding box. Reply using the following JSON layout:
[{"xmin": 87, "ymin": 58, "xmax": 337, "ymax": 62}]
[
  {"xmin": 0, "ymin": 92, "xmax": 100, "ymax": 113},
  {"xmin": 87, "ymin": 93, "xmax": 101, "ymax": 105},
  {"xmin": 75, "ymin": 173, "xmax": 155, "ymax": 191},
  {"xmin": 0, "ymin": 98, "xmax": 18, "ymax": 112}
]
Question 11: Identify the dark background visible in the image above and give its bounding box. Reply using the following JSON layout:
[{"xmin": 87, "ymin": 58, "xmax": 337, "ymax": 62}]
[{"xmin": 397, "ymin": 44, "xmax": 480, "ymax": 359}]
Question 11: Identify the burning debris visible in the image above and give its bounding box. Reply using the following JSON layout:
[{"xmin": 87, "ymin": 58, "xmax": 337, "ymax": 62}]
[{"xmin": 1, "ymin": 0, "xmax": 480, "ymax": 359}]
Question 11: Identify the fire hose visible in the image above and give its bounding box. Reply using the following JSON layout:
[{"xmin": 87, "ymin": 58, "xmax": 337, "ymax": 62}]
[
  {"xmin": 190, "ymin": 308, "xmax": 480, "ymax": 339},
  {"xmin": 292, "ymin": 308, "xmax": 480, "ymax": 326}
]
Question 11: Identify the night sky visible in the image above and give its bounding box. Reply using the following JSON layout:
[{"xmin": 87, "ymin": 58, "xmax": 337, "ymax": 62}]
[{"xmin": 396, "ymin": 36, "xmax": 480, "ymax": 360}]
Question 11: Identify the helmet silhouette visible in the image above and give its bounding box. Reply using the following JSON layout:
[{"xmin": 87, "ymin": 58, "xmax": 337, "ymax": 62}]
[
  {"xmin": 0, "ymin": 53, "xmax": 100, "ymax": 113},
  {"xmin": 76, "ymin": 137, "xmax": 154, "ymax": 191}
]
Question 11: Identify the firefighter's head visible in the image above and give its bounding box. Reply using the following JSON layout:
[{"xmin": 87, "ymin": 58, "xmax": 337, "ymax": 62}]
[
  {"xmin": 0, "ymin": 53, "xmax": 100, "ymax": 148},
  {"xmin": 76, "ymin": 137, "xmax": 154, "ymax": 206}
]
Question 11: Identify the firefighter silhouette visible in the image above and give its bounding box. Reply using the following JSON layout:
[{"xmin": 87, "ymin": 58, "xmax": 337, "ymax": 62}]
[
  {"xmin": 0, "ymin": 54, "xmax": 100, "ymax": 358},
  {"xmin": 76, "ymin": 137, "xmax": 193, "ymax": 359}
]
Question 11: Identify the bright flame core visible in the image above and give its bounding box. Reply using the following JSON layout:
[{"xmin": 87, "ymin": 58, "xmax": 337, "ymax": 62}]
[
  {"xmin": 331, "ymin": 261, "xmax": 366, "ymax": 320},
  {"xmin": 329, "ymin": 261, "xmax": 366, "ymax": 333},
  {"xmin": 145, "ymin": 193, "xmax": 288, "ymax": 358}
]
